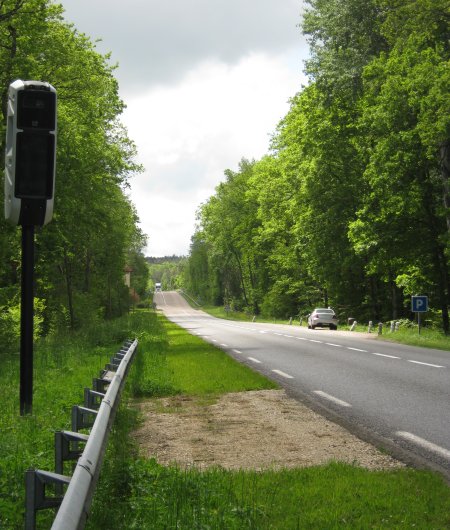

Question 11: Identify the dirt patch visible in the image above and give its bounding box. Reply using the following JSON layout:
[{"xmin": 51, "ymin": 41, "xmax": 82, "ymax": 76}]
[{"xmin": 132, "ymin": 390, "xmax": 402, "ymax": 471}]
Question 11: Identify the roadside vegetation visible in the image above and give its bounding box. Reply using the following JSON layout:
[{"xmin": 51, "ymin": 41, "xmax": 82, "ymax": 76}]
[{"xmin": 183, "ymin": 0, "xmax": 450, "ymax": 335}]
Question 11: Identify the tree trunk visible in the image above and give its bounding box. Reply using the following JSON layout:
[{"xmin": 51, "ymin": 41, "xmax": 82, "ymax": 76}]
[
  {"xmin": 63, "ymin": 250, "xmax": 75, "ymax": 330},
  {"xmin": 231, "ymin": 248, "xmax": 249, "ymax": 306},
  {"xmin": 439, "ymin": 140, "xmax": 450, "ymax": 233}
]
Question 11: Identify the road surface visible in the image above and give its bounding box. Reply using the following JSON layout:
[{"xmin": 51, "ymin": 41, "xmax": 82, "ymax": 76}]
[{"xmin": 154, "ymin": 290, "xmax": 450, "ymax": 478}]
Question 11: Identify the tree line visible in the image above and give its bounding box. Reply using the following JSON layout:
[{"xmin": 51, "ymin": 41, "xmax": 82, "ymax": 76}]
[
  {"xmin": 184, "ymin": 0, "xmax": 450, "ymax": 332},
  {"xmin": 0, "ymin": 0, "xmax": 148, "ymax": 352}
]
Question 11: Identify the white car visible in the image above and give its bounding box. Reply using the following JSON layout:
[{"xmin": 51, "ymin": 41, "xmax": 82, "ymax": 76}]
[{"xmin": 307, "ymin": 308, "xmax": 338, "ymax": 330}]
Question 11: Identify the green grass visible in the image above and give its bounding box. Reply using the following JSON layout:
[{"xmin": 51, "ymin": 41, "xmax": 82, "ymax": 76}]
[
  {"xmin": 165, "ymin": 317, "xmax": 278, "ymax": 395},
  {"xmin": 90, "ymin": 458, "xmax": 450, "ymax": 529},
  {"xmin": 2, "ymin": 310, "xmax": 450, "ymax": 529}
]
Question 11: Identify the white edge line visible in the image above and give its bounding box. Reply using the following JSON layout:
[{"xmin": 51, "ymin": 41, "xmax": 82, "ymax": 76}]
[
  {"xmin": 396, "ymin": 431, "xmax": 450, "ymax": 460},
  {"xmin": 407, "ymin": 360, "xmax": 444, "ymax": 368},
  {"xmin": 313, "ymin": 390, "xmax": 351, "ymax": 408},
  {"xmin": 272, "ymin": 369, "xmax": 294, "ymax": 379}
]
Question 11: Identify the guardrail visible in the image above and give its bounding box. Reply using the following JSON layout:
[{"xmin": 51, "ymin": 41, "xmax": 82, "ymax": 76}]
[{"xmin": 25, "ymin": 338, "xmax": 138, "ymax": 530}]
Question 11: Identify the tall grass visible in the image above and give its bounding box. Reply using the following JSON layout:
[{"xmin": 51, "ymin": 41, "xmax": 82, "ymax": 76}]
[{"xmin": 0, "ymin": 310, "xmax": 159, "ymax": 529}]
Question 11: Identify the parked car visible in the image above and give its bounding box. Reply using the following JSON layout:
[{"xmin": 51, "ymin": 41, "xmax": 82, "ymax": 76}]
[{"xmin": 307, "ymin": 308, "xmax": 338, "ymax": 330}]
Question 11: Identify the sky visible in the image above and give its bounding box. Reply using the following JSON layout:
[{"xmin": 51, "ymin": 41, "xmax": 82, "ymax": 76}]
[{"xmin": 58, "ymin": 0, "xmax": 310, "ymax": 256}]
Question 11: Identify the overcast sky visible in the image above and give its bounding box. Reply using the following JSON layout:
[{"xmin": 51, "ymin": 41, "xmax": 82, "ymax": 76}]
[{"xmin": 58, "ymin": 0, "xmax": 309, "ymax": 256}]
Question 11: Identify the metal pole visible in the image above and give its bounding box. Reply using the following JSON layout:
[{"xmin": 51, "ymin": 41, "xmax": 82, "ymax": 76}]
[{"xmin": 20, "ymin": 224, "xmax": 35, "ymax": 415}]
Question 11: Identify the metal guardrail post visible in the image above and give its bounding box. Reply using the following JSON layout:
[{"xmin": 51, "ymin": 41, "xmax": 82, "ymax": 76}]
[
  {"xmin": 72, "ymin": 406, "xmax": 98, "ymax": 431},
  {"xmin": 84, "ymin": 389, "xmax": 105, "ymax": 410},
  {"xmin": 25, "ymin": 469, "xmax": 71, "ymax": 530},
  {"xmin": 55, "ymin": 431, "xmax": 89, "ymax": 495}
]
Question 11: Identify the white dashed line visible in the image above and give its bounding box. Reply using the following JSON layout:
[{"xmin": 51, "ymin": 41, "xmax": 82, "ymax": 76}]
[
  {"xmin": 396, "ymin": 431, "xmax": 450, "ymax": 460},
  {"xmin": 309, "ymin": 340, "xmax": 322, "ymax": 343},
  {"xmin": 313, "ymin": 391, "xmax": 351, "ymax": 408},
  {"xmin": 248, "ymin": 357, "xmax": 262, "ymax": 364},
  {"xmin": 296, "ymin": 337, "xmax": 307, "ymax": 341},
  {"xmin": 274, "ymin": 333, "xmax": 283, "ymax": 336},
  {"xmin": 259, "ymin": 330, "xmax": 268, "ymax": 334},
  {"xmin": 272, "ymin": 369, "xmax": 294, "ymax": 379},
  {"xmin": 232, "ymin": 349, "xmax": 242, "ymax": 354},
  {"xmin": 325, "ymin": 343, "xmax": 342, "ymax": 347},
  {"xmin": 283, "ymin": 334, "xmax": 294, "ymax": 338},
  {"xmin": 371, "ymin": 352, "xmax": 400, "ymax": 359},
  {"xmin": 347, "ymin": 347, "xmax": 367, "ymax": 352},
  {"xmin": 220, "ymin": 343, "xmax": 228, "ymax": 347},
  {"xmin": 211, "ymin": 339, "xmax": 217, "ymax": 342},
  {"xmin": 407, "ymin": 360, "xmax": 444, "ymax": 368}
]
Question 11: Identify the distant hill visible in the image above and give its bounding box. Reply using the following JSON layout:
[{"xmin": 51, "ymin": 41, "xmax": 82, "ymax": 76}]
[{"xmin": 146, "ymin": 255, "xmax": 185, "ymax": 264}]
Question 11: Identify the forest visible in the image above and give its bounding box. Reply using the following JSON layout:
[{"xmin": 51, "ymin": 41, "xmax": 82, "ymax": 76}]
[
  {"xmin": 0, "ymin": 0, "xmax": 148, "ymax": 352},
  {"xmin": 184, "ymin": 0, "xmax": 450, "ymax": 332}
]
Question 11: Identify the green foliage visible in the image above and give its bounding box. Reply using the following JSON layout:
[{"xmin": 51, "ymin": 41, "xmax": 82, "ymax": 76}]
[
  {"xmin": 0, "ymin": 0, "xmax": 147, "ymax": 342},
  {"xmin": 187, "ymin": 0, "xmax": 450, "ymax": 331}
]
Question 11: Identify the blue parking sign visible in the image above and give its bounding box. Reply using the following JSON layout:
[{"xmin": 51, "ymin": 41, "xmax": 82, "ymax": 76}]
[{"xmin": 411, "ymin": 296, "xmax": 428, "ymax": 312}]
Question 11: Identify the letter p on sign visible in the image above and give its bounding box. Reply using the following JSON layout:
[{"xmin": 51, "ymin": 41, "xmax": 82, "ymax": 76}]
[{"xmin": 412, "ymin": 296, "xmax": 428, "ymax": 313}]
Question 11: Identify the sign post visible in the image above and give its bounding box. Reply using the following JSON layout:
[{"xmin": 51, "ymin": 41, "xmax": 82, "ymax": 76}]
[
  {"xmin": 4, "ymin": 80, "xmax": 57, "ymax": 415},
  {"xmin": 411, "ymin": 296, "xmax": 428, "ymax": 335}
]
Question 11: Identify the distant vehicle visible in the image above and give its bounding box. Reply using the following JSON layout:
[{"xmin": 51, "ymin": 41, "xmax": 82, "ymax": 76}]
[
  {"xmin": 155, "ymin": 282, "xmax": 162, "ymax": 292},
  {"xmin": 307, "ymin": 308, "xmax": 338, "ymax": 330}
]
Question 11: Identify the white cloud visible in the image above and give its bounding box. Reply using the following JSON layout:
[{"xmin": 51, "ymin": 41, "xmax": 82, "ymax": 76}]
[{"xmin": 124, "ymin": 52, "xmax": 306, "ymax": 255}]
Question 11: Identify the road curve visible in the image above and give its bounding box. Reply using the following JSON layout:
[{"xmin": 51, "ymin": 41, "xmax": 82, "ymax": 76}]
[{"xmin": 154, "ymin": 290, "xmax": 450, "ymax": 479}]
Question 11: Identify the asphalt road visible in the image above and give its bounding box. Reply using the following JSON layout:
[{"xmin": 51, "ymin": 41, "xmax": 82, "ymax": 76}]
[{"xmin": 154, "ymin": 290, "xmax": 450, "ymax": 478}]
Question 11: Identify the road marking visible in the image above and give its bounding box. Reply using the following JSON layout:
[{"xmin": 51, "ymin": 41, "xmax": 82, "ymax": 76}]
[
  {"xmin": 274, "ymin": 333, "xmax": 283, "ymax": 336},
  {"xmin": 396, "ymin": 431, "xmax": 450, "ymax": 460},
  {"xmin": 232, "ymin": 349, "xmax": 242, "ymax": 354},
  {"xmin": 248, "ymin": 357, "xmax": 261, "ymax": 364},
  {"xmin": 309, "ymin": 339, "xmax": 322, "ymax": 343},
  {"xmin": 313, "ymin": 391, "xmax": 351, "ymax": 408},
  {"xmin": 220, "ymin": 343, "xmax": 228, "ymax": 347},
  {"xmin": 371, "ymin": 352, "xmax": 400, "ymax": 359},
  {"xmin": 407, "ymin": 360, "xmax": 444, "ymax": 368},
  {"xmin": 296, "ymin": 337, "xmax": 307, "ymax": 341},
  {"xmin": 272, "ymin": 369, "xmax": 294, "ymax": 379},
  {"xmin": 211, "ymin": 339, "xmax": 217, "ymax": 342},
  {"xmin": 259, "ymin": 330, "xmax": 268, "ymax": 334},
  {"xmin": 283, "ymin": 334, "xmax": 294, "ymax": 338},
  {"xmin": 347, "ymin": 347, "xmax": 367, "ymax": 352},
  {"xmin": 325, "ymin": 343, "xmax": 342, "ymax": 347}
]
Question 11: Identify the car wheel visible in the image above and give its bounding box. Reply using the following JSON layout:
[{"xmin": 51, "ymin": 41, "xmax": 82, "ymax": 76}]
[
  {"xmin": 311, "ymin": 325, "xmax": 316, "ymax": 329},
  {"xmin": 331, "ymin": 325, "xmax": 337, "ymax": 330}
]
